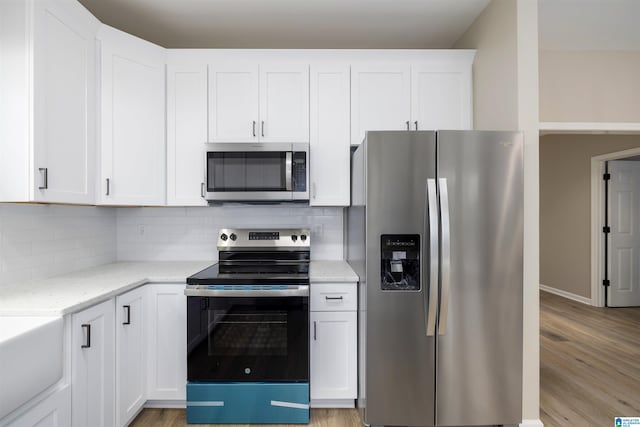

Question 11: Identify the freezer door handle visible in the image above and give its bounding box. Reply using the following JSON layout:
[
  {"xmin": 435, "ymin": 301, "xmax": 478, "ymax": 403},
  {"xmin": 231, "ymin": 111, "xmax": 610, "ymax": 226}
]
[
  {"xmin": 425, "ymin": 178, "xmax": 439, "ymax": 336},
  {"xmin": 438, "ymin": 178, "xmax": 451, "ymax": 335}
]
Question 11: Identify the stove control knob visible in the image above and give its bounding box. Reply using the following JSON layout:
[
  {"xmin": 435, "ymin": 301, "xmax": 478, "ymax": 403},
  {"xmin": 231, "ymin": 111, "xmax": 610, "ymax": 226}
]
[
  {"xmin": 230, "ymin": 233, "xmax": 237, "ymax": 241},
  {"xmin": 291, "ymin": 234, "xmax": 298, "ymax": 242},
  {"xmin": 220, "ymin": 233, "xmax": 228, "ymax": 241},
  {"xmin": 300, "ymin": 234, "xmax": 307, "ymax": 242}
]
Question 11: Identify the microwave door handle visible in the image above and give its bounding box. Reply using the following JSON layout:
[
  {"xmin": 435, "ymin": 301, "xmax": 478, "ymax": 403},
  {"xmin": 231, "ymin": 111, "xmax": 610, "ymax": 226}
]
[
  {"xmin": 285, "ymin": 152, "xmax": 293, "ymax": 191},
  {"xmin": 425, "ymin": 179, "xmax": 439, "ymax": 337}
]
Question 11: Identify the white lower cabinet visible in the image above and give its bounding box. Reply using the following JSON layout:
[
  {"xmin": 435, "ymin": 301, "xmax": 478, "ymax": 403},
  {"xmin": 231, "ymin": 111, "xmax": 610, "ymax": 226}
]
[
  {"xmin": 116, "ymin": 287, "xmax": 147, "ymax": 426},
  {"xmin": 146, "ymin": 284, "xmax": 187, "ymax": 401},
  {"xmin": 310, "ymin": 283, "xmax": 357, "ymax": 407},
  {"xmin": 71, "ymin": 299, "xmax": 115, "ymax": 427},
  {"xmin": 4, "ymin": 385, "xmax": 71, "ymax": 427}
]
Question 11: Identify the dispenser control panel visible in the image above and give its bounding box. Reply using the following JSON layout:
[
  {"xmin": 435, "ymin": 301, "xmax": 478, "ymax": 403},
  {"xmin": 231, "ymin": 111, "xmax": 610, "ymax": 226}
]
[{"xmin": 380, "ymin": 234, "xmax": 420, "ymax": 291}]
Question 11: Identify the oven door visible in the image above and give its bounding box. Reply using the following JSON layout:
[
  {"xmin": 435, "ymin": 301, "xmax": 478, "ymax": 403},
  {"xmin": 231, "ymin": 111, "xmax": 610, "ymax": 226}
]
[
  {"xmin": 186, "ymin": 290, "xmax": 309, "ymax": 382},
  {"xmin": 204, "ymin": 143, "xmax": 308, "ymax": 202}
]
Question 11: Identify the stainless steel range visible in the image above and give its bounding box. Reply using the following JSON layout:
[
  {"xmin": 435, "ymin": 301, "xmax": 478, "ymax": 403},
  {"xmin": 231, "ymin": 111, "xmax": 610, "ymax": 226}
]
[{"xmin": 185, "ymin": 228, "xmax": 310, "ymax": 425}]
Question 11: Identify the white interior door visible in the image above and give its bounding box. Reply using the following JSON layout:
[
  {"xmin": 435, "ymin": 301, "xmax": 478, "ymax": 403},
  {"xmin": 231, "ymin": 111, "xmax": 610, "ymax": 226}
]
[{"xmin": 608, "ymin": 160, "xmax": 640, "ymax": 307}]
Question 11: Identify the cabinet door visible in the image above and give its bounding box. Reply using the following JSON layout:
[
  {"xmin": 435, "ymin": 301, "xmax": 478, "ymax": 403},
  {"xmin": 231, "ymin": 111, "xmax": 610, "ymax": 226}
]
[
  {"xmin": 309, "ymin": 65, "xmax": 350, "ymax": 206},
  {"xmin": 32, "ymin": 0, "xmax": 98, "ymax": 204},
  {"xmin": 209, "ymin": 64, "xmax": 259, "ymax": 142},
  {"xmin": 5, "ymin": 385, "xmax": 71, "ymax": 427},
  {"xmin": 116, "ymin": 287, "xmax": 147, "ymax": 426},
  {"xmin": 310, "ymin": 311, "xmax": 357, "ymax": 400},
  {"xmin": 411, "ymin": 65, "xmax": 472, "ymax": 131},
  {"xmin": 147, "ymin": 284, "xmax": 187, "ymax": 400},
  {"xmin": 350, "ymin": 65, "xmax": 411, "ymax": 145},
  {"xmin": 98, "ymin": 25, "xmax": 166, "ymax": 205},
  {"xmin": 167, "ymin": 64, "xmax": 208, "ymax": 206},
  {"xmin": 71, "ymin": 299, "xmax": 115, "ymax": 427},
  {"xmin": 259, "ymin": 64, "xmax": 310, "ymax": 143}
]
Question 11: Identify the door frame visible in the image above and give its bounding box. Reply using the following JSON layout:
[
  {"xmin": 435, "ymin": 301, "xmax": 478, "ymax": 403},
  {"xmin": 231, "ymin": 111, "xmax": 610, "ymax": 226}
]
[{"xmin": 590, "ymin": 147, "xmax": 640, "ymax": 307}]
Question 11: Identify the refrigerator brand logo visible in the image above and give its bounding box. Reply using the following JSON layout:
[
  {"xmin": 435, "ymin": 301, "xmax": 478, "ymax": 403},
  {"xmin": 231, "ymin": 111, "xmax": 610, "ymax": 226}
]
[{"xmin": 499, "ymin": 140, "xmax": 514, "ymax": 147}]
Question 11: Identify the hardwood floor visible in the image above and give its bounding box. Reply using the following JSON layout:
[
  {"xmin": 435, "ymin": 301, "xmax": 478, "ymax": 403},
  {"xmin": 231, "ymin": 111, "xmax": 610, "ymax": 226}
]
[
  {"xmin": 540, "ymin": 291, "xmax": 640, "ymax": 427},
  {"xmin": 129, "ymin": 408, "xmax": 361, "ymax": 427}
]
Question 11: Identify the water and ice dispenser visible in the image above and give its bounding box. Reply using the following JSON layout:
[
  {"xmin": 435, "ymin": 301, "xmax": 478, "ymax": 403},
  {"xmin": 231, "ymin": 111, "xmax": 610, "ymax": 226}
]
[{"xmin": 380, "ymin": 234, "xmax": 420, "ymax": 291}]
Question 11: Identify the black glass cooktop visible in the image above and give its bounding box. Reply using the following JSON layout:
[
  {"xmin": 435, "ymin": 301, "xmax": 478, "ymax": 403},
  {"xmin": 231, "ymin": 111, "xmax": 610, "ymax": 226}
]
[{"xmin": 187, "ymin": 262, "xmax": 309, "ymax": 286}]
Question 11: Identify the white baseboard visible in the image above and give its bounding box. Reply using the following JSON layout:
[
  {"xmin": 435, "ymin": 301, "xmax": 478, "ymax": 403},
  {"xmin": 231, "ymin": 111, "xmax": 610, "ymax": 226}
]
[
  {"xmin": 144, "ymin": 400, "xmax": 186, "ymax": 409},
  {"xmin": 310, "ymin": 399, "xmax": 355, "ymax": 408},
  {"xmin": 520, "ymin": 419, "xmax": 544, "ymax": 427},
  {"xmin": 540, "ymin": 284, "xmax": 592, "ymax": 306}
]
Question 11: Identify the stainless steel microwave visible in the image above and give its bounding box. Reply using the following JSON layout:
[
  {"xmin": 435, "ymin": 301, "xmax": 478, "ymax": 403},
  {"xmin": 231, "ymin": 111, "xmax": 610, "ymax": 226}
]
[{"xmin": 204, "ymin": 143, "xmax": 309, "ymax": 202}]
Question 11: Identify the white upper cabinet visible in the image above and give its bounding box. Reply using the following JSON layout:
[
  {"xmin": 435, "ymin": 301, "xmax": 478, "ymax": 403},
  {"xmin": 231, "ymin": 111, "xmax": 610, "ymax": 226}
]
[
  {"xmin": 208, "ymin": 63, "xmax": 309, "ymax": 143},
  {"xmin": 411, "ymin": 64, "xmax": 472, "ymax": 131},
  {"xmin": 0, "ymin": 0, "xmax": 99, "ymax": 203},
  {"xmin": 209, "ymin": 64, "xmax": 260, "ymax": 142},
  {"xmin": 309, "ymin": 65, "xmax": 350, "ymax": 206},
  {"xmin": 259, "ymin": 64, "xmax": 310, "ymax": 143},
  {"xmin": 167, "ymin": 64, "xmax": 208, "ymax": 206},
  {"xmin": 351, "ymin": 65, "xmax": 411, "ymax": 144},
  {"xmin": 98, "ymin": 25, "xmax": 166, "ymax": 206}
]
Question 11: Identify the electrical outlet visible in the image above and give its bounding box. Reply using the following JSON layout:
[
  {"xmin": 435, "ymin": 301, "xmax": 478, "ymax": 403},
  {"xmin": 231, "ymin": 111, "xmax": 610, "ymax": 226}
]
[{"xmin": 138, "ymin": 225, "xmax": 145, "ymax": 235}]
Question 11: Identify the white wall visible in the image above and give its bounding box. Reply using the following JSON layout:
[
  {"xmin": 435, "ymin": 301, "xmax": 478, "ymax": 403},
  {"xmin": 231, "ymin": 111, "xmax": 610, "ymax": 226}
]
[
  {"xmin": 540, "ymin": 50, "xmax": 640, "ymax": 123},
  {"xmin": 454, "ymin": 0, "xmax": 540, "ymax": 424},
  {"xmin": 116, "ymin": 206, "xmax": 344, "ymax": 261},
  {"xmin": 0, "ymin": 204, "xmax": 117, "ymax": 286}
]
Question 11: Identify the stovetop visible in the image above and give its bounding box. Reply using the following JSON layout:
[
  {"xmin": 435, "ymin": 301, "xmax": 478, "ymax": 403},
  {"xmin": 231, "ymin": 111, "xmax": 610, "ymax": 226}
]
[
  {"xmin": 186, "ymin": 263, "xmax": 309, "ymax": 286},
  {"xmin": 186, "ymin": 228, "xmax": 311, "ymax": 286}
]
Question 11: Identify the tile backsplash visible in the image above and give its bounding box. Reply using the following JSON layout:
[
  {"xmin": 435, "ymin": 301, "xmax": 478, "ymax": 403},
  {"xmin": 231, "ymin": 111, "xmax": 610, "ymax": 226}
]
[
  {"xmin": 0, "ymin": 204, "xmax": 344, "ymax": 287},
  {"xmin": 0, "ymin": 204, "xmax": 117, "ymax": 286},
  {"xmin": 117, "ymin": 206, "xmax": 344, "ymax": 262}
]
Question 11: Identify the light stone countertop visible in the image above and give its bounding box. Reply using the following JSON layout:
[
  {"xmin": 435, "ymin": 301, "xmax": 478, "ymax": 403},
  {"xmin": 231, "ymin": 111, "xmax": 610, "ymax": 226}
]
[
  {"xmin": 309, "ymin": 260, "xmax": 359, "ymax": 283},
  {"xmin": 0, "ymin": 261, "xmax": 211, "ymax": 316},
  {"xmin": 0, "ymin": 260, "xmax": 358, "ymax": 317}
]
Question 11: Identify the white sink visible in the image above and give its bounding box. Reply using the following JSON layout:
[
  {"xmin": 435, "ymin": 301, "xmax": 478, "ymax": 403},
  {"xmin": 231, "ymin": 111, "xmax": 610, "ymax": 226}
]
[{"xmin": 0, "ymin": 316, "xmax": 63, "ymax": 419}]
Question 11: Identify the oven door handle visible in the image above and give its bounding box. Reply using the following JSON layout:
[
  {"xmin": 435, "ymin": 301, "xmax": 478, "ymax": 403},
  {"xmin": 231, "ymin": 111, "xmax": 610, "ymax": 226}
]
[{"xmin": 184, "ymin": 286, "xmax": 309, "ymax": 297}]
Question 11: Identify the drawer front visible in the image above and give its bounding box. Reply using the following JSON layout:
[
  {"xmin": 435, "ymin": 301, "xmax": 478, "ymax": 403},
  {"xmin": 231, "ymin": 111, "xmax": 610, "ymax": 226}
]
[
  {"xmin": 186, "ymin": 382, "xmax": 309, "ymax": 424},
  {"xmin": 311, "ymin": 283, "xmax": 357, "ymax": 311}
]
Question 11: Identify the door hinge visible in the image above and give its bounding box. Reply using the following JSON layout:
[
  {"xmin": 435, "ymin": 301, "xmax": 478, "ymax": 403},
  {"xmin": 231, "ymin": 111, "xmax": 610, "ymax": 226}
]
[
  {"xmin": 602, "ymin": 279, "xmax": 610, "ymax": 287},
  {"xmin": 603, "ymin": 173, "xmax": 611, "ymax": 181},
  {"xmin": 603, "ymin": 226, "xmax": 611, "ymax": 233}
]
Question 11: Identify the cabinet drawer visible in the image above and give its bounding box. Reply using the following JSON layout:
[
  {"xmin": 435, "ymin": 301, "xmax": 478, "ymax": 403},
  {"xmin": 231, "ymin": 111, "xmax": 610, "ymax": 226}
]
[
  {"xmin": 310, "ymin": 283, "xmax": 356, "ymax": 311},
  {"xmin": 186, "ymin": 382, "xmax": 309, "ymax": 424}
]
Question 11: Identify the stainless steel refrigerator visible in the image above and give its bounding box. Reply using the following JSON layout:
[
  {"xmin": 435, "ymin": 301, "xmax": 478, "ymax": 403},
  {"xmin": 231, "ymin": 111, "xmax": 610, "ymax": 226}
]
[{"xmin": 347, "ymin": 130, "xmax": 523, "ymax": 427}]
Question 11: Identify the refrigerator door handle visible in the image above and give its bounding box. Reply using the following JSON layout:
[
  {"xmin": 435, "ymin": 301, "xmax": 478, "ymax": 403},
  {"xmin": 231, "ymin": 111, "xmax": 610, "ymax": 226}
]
[
  {"xmin": 425, "ymin": 178, "xmax": 439, "ymax": 336},
  {"xmin": 438, "ymin": 178, "xmax": 451, "ymax": 335}
]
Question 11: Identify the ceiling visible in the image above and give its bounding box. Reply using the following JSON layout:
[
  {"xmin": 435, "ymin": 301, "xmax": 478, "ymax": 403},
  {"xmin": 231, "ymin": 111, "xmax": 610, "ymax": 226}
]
[
  {"xmin": 539, "ymin": 0, "xmax": 640, "ymax": 51},
  {"xmin": 77, "ymin": 0, "xmax": 490, "ymax": 49}
]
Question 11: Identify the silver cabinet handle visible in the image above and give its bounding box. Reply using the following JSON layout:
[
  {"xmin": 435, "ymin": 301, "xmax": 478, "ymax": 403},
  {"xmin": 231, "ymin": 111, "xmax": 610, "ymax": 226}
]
[
  {"xmin": 252, "ymin": 121, "xmax": 256, "ymax": 137},
  {"xmin": 81, "ymin": 324, "xmax": 91, "ymax": 348},
  {"xmin": 105, "ymin": 178, "xmax": 110, "ymax": 196},
  {"xmin": 438, "ymin": 178, "xmax": 451, "ymax": 335},
  {"xmin": 414, "ymin": 121, "xmax": 418, "ymax": 131},
  {"xmin": 313, "ymin": 321, "xmax": 317, "ymax": 341},
  {"xmin": 201, "ymin": 182, "xmax": 205, "ymax": 198},
  {"xmin": 38, "ymin": 168, "xmax": 48, "ymax": 189},
  {"xmin": 312, "ymin": 182, "xmax": 317, "ymax": 200},
  {"xmin": 406, "ymin": 120, "xmax": 410, "ymax": 131},
  {"xmin": 325, "ymin": 296, "xmax": 343, "ymax": 300},
  {"xmin": 285, "ymin": 152, "xmax": 292, "ymax": 191},
  {"xmin": 261, "ymin": 121, "xmax": 265, "ymax": 137},
  {"xmin": 122, "ymin": 305, "xmax": 131, "ymax": 325},
  {"xmin": 425, "ymin": 179, "xmax": 439, "ymax": 336}
]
